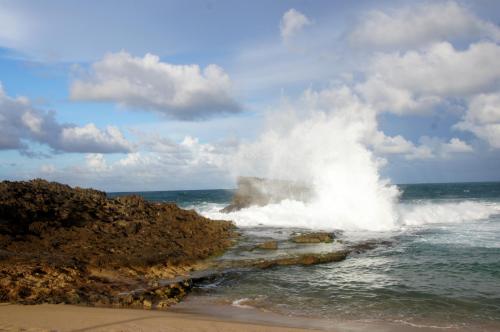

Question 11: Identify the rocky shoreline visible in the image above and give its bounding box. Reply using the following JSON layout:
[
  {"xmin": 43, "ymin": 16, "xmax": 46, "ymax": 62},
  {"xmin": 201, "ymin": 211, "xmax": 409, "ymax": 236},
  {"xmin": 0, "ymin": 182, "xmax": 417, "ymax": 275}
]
[
  {"xmin": 0, "ymin": 179, "xmax": 236, "ymax": 309},
  {"xmin": 0, "ymin": 179, "xmax": 389, "ymax": 311}
]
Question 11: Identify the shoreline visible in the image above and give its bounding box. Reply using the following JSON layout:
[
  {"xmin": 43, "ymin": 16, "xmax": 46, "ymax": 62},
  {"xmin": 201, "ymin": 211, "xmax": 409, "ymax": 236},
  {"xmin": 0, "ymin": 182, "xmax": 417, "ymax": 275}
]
[
  {"xmin": 0, "ymin": 303, "xmax": 320, "ymax": 332},
  {"xmin": 0, "ymin": 302, "xmax": 483, "ymax": 332}
]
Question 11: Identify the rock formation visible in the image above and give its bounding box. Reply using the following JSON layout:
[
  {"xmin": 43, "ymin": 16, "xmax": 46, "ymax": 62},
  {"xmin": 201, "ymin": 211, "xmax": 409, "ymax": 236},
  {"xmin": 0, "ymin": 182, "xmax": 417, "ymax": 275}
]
[
  {"xmin": 221, "ymin": 177, "xmax": 312, "ymax": 212},
  {"xmin": 0, "ymin": 179, "xmax": 235, "ymax": 308},
  {"xmin": 291, "ymin": 232, "xmax": 335, "ymax": 243}
]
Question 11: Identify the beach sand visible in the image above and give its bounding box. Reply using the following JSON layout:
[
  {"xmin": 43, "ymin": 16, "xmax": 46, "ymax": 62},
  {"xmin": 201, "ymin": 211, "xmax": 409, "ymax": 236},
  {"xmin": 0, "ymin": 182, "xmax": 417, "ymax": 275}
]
[
  {"xmin": 0, "ymin": 302, "xmax": 465, "ymax": 332},
  {"xmin": 0, "ymin": 303, "xmax": 321, "ymax": 332}
]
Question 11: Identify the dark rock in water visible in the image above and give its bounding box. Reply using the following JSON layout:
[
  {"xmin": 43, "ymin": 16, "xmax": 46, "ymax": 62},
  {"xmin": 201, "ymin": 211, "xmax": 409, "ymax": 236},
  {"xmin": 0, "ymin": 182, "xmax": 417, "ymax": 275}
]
[
  {"xmin": 0, "ymin": 179, "xmax": 236, "ymax": 308},
  {"xmin": 291, "ymin": 232, "xmax": 334, "ymax": 243},
  {"xmin": 221, "ymin": 177, "xmax": 312, "ymax": 212},
  {"xmin": 255, "ymin": 240, "xmax": 278, "ymax": 250},
  {"xmin": 236, "ymin": 250, "xmax": 349, "ymax": 269},
  {"xmin": 348, "ymin": 239, "xmax": 393, "ymax": 254}
]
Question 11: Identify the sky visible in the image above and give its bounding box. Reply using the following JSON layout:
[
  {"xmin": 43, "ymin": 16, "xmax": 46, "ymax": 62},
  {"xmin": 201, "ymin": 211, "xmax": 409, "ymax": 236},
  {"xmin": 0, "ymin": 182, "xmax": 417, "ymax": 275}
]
[{"xmin": 0, "ymin": 0, "xmax": 499, "ymax": 191}]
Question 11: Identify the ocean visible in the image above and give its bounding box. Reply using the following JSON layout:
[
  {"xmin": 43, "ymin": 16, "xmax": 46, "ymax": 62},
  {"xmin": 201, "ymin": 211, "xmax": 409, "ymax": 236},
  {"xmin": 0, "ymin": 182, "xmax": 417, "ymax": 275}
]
[{"xmin": 108, "ymin": 182, "xmax": 500, "ymax": 331}]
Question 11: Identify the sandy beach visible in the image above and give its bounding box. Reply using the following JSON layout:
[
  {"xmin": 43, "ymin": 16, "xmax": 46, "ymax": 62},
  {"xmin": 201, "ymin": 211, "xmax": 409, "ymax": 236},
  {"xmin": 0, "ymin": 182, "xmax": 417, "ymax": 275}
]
[
  {"xmin": 0, "ymin": 304, "xmax": 323, "ymax": 332},
  {"xmin": 0, "ymin": 303, "xmax": 474, "ymax": 332}
]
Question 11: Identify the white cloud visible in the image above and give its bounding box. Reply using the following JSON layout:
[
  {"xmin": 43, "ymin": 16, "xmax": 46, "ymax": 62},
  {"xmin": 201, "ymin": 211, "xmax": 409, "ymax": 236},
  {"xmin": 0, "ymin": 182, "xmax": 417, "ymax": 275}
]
[
  {"xmin": 455, "ymin": 92, "xmax": 500, "ymax": 148},
  {"xmin": 372, "ymin": 42, "xmax": 500, "ymax": 96},
  {"xmin": 356, "ymin": 77, "xmax": 441, "ymax": 115},
  {"xmin": 443, "ymin": 138, "xmax": 474, "ymax": 154},
  {"xmin": 59, "ymin": 124, "xmax": 131, "ymax": 153},
  {"xmin": 371, "ymin": 132, "xmax": 415, "ymax": 155},
  {"xmin": 280, "ymin": 8, "xmax": 311, "ymax": 41},
  {"xmin": 405, "ymin": 144, "xmax": 435, "ymax": 160},
  {"xmin": 354, "ymin": 36, "xmax": 500, "ymax": 149},
  {"xmin": 0, "ymin": 82, "xmax": 131, "ymax": 154},
  {"xmin": 350, "ymin": 1, "xmax": 500, "ymax": 49},
  {"xmin": 463, "ymin": 92, "xmax": 500, "ymax": 125},
  {"xmin": 85, "ymin": 153, "xmax": 108, "ymax": 171},
  {"xmin": 405, "ymin": 137, "xmax": 474, "ymax": 160},
  {"xmin": 358, "ymin": 42, "xmax": 500, "ymax": 114},
  {"xmin": 370, "ymin": 131, "xmax": 472, "ymax": 160},
  {"xmin": 70, "ymin": 52, "xmax": 240, "ymax": 120},
  {"xmin": 35, "ymin": 135, "xmax": 237, "ymax": 191}
]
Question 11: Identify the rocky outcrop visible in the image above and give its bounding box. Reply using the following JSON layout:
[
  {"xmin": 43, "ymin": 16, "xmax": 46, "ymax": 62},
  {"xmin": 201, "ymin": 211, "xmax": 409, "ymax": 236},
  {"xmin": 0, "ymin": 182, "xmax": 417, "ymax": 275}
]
[
  {"xmin": 291, "ymin": 232, "xmax": 335, "ymax": 244},
  {"xmin": 0, "ymin": 179, "xmax": 235, "ymax": 308},
  {"xmin": 243, "ymin": 251, "xmax": 349, "ymax": 269},
  {"xmin": 221, "ymin": 177, "xmax": 312, "ymax": 212}
]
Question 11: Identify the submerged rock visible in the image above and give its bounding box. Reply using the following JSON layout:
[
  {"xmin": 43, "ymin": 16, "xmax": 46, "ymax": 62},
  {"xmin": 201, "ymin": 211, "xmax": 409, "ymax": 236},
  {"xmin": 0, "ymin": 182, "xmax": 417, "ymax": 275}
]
[
  {"xmin": 228, "ymin": 250, "xmax": 349, "ymax": 270},
  {"xmin": 291, "ymin": 232, "xmax": 335, "ymax": 243},
  {"xmin": 255, "ymin": 240, "xmax": 278, "ymax": 250},
  {"xmin": 0, "ymin": 179, "xmax": 236, "ymax": 308}
]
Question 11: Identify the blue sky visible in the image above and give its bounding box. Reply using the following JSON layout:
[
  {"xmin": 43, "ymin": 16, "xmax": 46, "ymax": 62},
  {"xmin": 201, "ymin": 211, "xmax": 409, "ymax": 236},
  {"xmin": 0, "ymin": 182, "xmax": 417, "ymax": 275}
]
[{"xmin": 0, "ymin": 0, "xmax": 499, "ymax": 191}]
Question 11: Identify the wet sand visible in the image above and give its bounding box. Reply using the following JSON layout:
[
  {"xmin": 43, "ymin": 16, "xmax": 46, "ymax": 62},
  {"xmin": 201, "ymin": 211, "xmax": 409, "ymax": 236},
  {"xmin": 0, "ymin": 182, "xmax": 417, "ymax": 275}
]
[
  {"xmin": 0, "ymin": 303, "xmax": 319, "ymax": 332},
  {"xmin": 0, "ymin": 302, "xmax": 474, "ymax": 332}
]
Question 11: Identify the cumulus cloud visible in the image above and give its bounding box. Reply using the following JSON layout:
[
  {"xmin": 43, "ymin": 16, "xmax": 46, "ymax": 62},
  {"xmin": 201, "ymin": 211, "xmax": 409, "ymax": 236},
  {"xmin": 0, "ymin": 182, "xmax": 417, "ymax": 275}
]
[
  {"xmin": 59, "ymin": 124, "xmax": 131, "ymax": 153},
  {"xmin": 0, "ymin": 83, "xmax": 131, "ymax": 154},
  {"xmin": 371, "ymin": 131, "xmax": 472, "ymax": 160},
  {"xmin": 37, "ymin": 134, "xmax": 237, "ymax": 191},
  {"xmin": 455, "ymin": 92, "xmax": 500, "ymax": 148},
  {"xmin": 443, "ymin": 138, "xmax": 474, "ymax": 154},
  {"xmin": 411, "ymin": 137, "xmax": 474, "ymax": 159},
  {"xmin": 353, "ymin": 39, "xmax": 500, "ymax": 149},
  {"xmin": 357, "ymin": 42, "xmax": 500, "ymax": 114},
  {"xmin": 70, "ymin": 52, "xmax": 240, "ymax": 120},
  {"xmin": 85, "ymin": 153, "xmax": 108, "ymax": 171},
  {"xmin": 350, "ymin": 1, "xmax": 500, "ymax": 49},
  {"xmin": 356, "ymin": 77, "xmax": 442, "ymax": 115},
  {"xmin": 280, "ymin": 8, "xmax": 311, "ymax": 41}
]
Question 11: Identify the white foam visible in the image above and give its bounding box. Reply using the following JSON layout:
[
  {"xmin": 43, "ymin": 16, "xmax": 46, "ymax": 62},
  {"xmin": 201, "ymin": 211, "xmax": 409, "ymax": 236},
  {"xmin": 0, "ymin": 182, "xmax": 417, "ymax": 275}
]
[
  {"xmin": 231, "ymin": 298, "xmax": 254, "ymax": 309},
  {"xmin": 199, "ymin": 199, "xmax": 500, "ymax": 232},
  {"xmin": 399, "ymin": 200, "xmax": 500, "ymax": 226}
]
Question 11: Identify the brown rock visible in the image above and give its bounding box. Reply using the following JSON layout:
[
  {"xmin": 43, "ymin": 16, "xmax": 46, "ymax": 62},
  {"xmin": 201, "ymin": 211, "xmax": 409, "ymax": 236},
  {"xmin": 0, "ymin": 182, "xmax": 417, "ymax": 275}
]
[
  {"xmin": 143, "ymin": 299, "xmax": 152, "ymax": 309},
  {"xmin": 239, "ymin": 250, "xmax": 349, "ymax": 269},
  {"xmin": 291, "ymin": 232, "xmax": 334, "ymax": 243},
  {"xmin": 221, "ymin": 177, "xmax": 312, "ymax": 212},
  {"xmin": 0, "ymin": 179, "xmax": 236, "ymax": 307},
  {"xmin": 255, "ymin": 241, "xmax": 278, "ymax": 250}
]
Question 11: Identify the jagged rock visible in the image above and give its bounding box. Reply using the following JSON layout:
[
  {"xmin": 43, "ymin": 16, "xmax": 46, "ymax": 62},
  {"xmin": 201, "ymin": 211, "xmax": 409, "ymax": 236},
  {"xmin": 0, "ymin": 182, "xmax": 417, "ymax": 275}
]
[
  {"xmin": 291, "ymin": 232, "xmax": 334, "ymax": 243},
  {"xmin": 221, "ymin": 177, "xmax": 312, "ymax": 212},
  {"xmin": 0, "ymin": 179, "xmax": 236, "ymax": 307}
]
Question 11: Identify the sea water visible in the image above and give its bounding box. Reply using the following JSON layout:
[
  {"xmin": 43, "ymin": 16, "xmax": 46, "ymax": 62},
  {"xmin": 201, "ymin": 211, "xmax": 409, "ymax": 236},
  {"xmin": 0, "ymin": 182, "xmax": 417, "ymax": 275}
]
[{"xmin": 109, "ymin": 182, "xmax": 500, "ymax": 330}]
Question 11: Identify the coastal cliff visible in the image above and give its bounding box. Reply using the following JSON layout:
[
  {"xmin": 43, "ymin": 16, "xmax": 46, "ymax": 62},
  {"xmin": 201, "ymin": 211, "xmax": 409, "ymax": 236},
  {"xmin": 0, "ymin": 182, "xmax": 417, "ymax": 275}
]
[{"xmin": 0, "ymin": 179, "xmax": 235, "ymax": 309}]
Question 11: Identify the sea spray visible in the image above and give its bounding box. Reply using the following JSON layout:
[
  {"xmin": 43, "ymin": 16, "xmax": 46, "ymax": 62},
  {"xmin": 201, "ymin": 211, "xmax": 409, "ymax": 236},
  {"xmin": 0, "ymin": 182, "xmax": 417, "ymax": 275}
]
[
  {"xmin": 217, "ymin": 87, "xmax": 401, "ymax": 231},
  {"xmin": 202, "ymin": 87, "xmax": 500, "ymax": 231}
]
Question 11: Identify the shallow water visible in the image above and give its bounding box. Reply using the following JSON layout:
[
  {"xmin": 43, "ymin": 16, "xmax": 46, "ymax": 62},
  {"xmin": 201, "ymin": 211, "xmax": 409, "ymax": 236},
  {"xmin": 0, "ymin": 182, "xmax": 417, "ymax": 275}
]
[{"xmin": 109, "ymin": 182, "xmax": 500, "ymax": 331}]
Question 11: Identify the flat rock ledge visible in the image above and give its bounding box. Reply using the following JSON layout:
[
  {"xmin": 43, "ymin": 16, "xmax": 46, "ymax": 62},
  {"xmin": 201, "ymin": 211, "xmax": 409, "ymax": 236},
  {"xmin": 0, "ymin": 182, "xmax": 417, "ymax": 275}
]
[{"xmin": 291, "ymin": 232, "xmax": 335, "ymax": 243}]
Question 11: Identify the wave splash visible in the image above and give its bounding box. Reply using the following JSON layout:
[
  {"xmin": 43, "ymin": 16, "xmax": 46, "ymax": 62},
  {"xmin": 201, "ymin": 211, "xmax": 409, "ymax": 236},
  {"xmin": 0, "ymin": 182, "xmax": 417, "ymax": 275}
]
[
  {"xmin": 200, "ymin": 200, "xmax": 500, "ymax": 231},
  {"xmin": 207, "ymin": 88, "xmax": 500, "ymax": 231},
  {"xmin": 399, "ymin": 200, "xmax": 500, "ymax": 226},
  {"xmin": 227, "ymin": 88, "xmax": 400, "ymax": 231}
]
